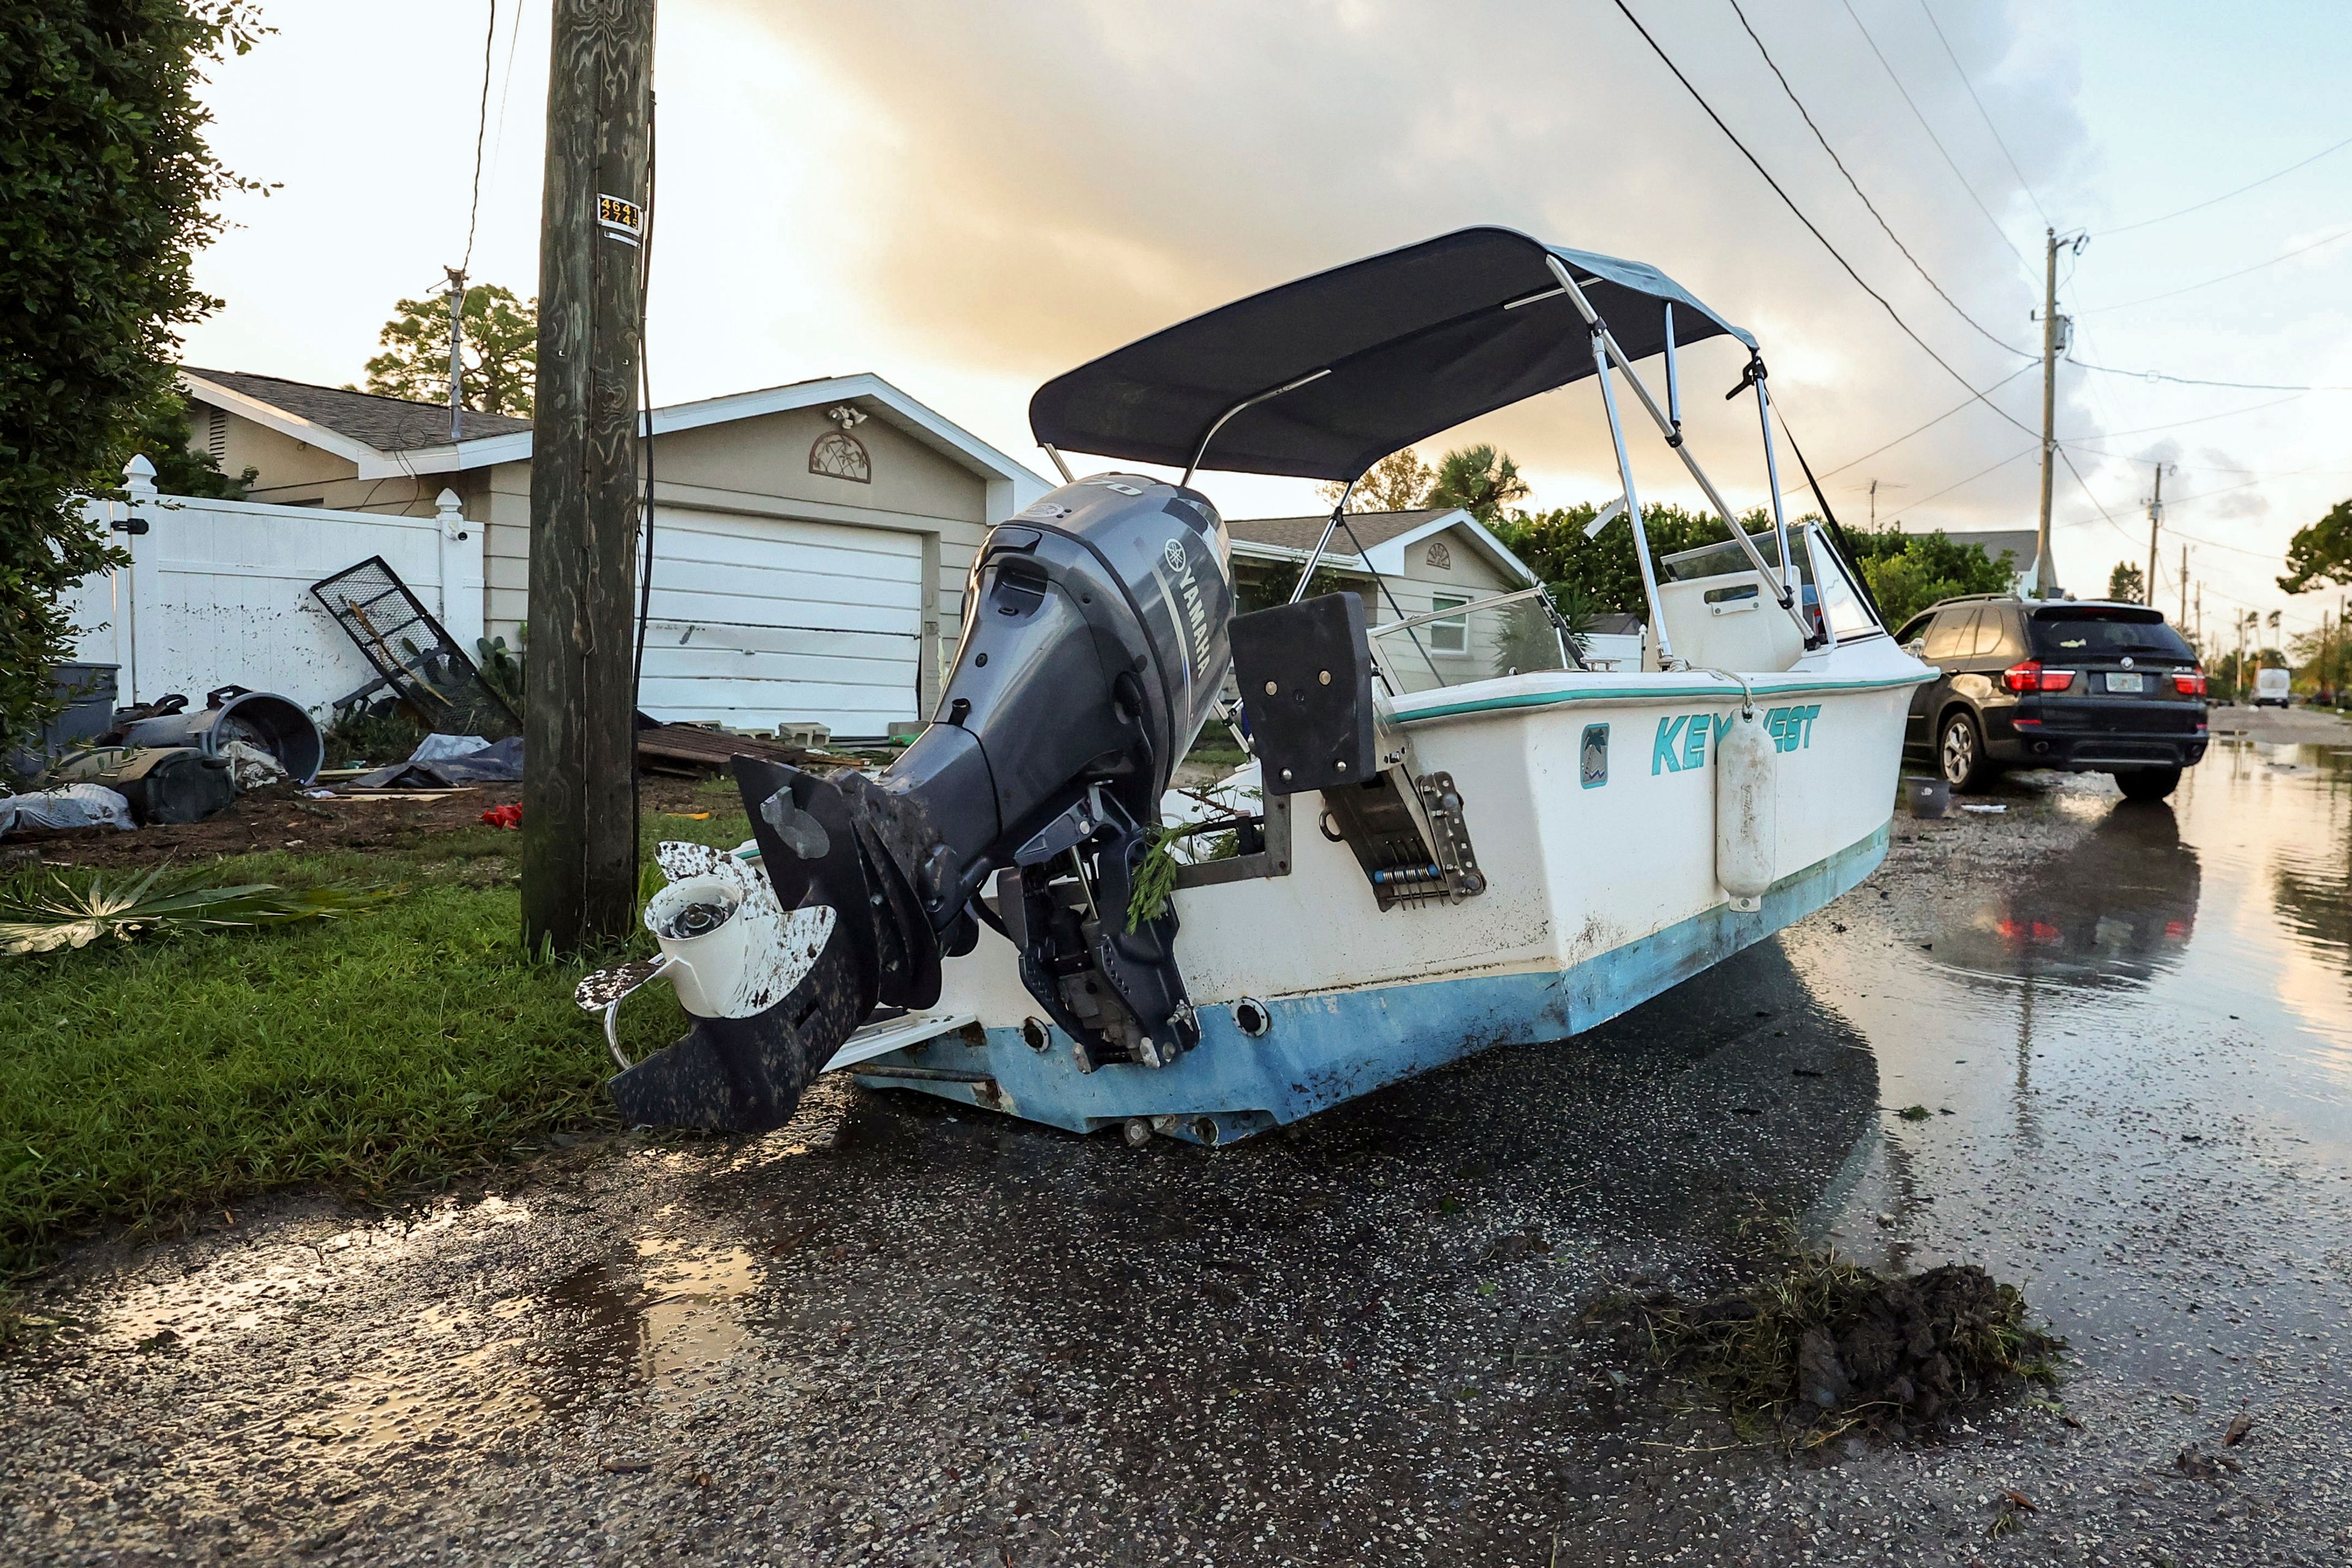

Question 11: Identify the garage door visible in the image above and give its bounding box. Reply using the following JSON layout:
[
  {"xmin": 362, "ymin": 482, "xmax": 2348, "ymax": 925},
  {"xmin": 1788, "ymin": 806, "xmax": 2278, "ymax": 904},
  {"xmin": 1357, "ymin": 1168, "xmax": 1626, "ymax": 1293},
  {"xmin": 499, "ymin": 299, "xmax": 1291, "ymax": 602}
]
[{"xmin": 636, "ymin": 507, "xmax": 924, "ymax": 739}]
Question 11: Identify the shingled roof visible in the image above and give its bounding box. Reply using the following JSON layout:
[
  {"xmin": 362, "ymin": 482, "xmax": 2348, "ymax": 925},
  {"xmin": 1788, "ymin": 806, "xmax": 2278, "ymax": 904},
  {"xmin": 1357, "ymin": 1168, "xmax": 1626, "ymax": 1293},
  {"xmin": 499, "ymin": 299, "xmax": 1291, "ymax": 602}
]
[
  {"xmin": 182, "ymin": 368, "xmax": 534, "ymax": 452},
  {"xmin": 1226, "ymin": 508, "xmax": 1457, "ymax": 554}
]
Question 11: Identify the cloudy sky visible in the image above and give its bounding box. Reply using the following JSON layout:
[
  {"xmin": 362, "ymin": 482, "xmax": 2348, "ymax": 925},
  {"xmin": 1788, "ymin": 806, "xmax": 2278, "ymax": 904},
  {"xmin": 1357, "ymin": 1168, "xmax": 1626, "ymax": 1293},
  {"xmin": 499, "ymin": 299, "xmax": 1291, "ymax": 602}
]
[{"xmin": 181, "ymin": 0, "xmax": 2352, "ymax": 638}]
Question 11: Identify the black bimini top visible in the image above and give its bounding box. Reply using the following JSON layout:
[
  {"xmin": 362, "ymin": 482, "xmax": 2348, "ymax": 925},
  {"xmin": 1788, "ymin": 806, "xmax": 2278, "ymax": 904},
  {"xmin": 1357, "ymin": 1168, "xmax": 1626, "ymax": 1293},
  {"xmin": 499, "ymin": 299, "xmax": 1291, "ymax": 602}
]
[{"xmin": 1028, "ymin": 225, "xmax": 1755, "ymax": 484}]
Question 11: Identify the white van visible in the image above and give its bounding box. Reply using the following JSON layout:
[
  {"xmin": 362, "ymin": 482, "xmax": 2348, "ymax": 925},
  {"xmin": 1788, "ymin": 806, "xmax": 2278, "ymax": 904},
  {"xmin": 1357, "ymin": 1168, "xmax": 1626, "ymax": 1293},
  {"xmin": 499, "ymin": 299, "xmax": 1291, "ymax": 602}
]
[{"xmin": 2254, "ymin": 667, "xmax": 2292, "ymax": 707}]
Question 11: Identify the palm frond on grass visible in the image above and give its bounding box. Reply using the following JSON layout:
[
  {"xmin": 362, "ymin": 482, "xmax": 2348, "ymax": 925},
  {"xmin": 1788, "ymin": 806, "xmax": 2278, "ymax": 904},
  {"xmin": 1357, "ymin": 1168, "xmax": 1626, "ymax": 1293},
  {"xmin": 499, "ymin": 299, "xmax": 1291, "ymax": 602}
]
[{"xmin": 0, "ymin": 867, "xmax": 390, "ymax": 955}]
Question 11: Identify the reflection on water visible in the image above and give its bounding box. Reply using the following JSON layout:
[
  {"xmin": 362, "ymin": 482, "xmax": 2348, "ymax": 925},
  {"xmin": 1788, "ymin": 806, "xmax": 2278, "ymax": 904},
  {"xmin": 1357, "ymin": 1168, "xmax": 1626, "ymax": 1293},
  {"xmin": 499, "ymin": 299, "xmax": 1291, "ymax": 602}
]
[
  {"xmin": 1786, "ymin": 733, "xmax": 2352, "ymax": 1378},
  {"xmin": 541, "ymin": 1232, "xmax": 762, "ymax": 1398},
  {"xmin": 1932, "ymin": 802, "xmax": 2201, "ymax": 990}
]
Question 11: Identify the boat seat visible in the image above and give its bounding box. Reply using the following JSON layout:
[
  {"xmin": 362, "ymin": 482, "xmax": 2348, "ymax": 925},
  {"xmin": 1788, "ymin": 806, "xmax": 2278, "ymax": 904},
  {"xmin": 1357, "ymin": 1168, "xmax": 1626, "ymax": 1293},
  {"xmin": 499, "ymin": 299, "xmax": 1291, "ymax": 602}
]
[{"xmin": 1654, "ymin": 569, "xmax": 1804, "ymax": 673}]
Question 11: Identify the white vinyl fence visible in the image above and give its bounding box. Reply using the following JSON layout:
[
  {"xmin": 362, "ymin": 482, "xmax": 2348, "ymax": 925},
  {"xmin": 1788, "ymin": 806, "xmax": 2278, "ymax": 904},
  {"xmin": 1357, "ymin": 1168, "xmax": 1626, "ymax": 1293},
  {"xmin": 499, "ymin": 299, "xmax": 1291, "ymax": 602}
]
[{"xmin": 62, "ymin": 455, "xmax": 485, "ymax": 717}]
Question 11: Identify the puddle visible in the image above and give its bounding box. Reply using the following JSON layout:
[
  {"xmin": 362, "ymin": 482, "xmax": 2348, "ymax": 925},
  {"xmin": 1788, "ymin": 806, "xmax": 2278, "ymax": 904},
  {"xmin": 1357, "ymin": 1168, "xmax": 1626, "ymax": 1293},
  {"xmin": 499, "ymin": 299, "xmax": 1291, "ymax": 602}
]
[
  {"xmin": 541, "ymin": 1234, "xmax": 764, "ymax": 1397},
  {"xmin": 1783, "ymin": 737, "xmax": 2352, "ymax": 1387},
  {"xmin": 100, "ymin": 1196, "xmax": 537, "ymax": 1352}
]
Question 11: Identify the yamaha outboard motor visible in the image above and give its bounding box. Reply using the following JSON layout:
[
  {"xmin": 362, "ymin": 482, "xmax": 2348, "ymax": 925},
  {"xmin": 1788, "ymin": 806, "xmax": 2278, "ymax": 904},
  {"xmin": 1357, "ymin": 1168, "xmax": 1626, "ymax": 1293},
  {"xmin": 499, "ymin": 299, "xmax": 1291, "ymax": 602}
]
[{"xmin": 604, "ymin": 473, "xmax": 1234, "ymax": 1131}]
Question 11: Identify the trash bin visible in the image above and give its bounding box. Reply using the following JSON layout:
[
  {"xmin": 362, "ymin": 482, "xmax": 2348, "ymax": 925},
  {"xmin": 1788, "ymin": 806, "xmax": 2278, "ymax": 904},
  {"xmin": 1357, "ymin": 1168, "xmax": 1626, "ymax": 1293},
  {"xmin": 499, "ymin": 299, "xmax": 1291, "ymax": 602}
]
[
  {"xmin": 1903, "ymin": 775, "xmax": 1950, "ymax": 819},
  {"xmin": 117, "ymin": 686, "xmax": 323, "ymax": 785}
]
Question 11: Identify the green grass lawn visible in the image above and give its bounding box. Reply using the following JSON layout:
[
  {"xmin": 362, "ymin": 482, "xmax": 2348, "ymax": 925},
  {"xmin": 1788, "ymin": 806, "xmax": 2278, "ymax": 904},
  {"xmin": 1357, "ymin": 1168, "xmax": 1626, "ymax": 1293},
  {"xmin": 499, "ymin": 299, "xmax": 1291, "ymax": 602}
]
[{"xmin": 0, "ymin": 782, "xmax": 755, "ymax": 1278}]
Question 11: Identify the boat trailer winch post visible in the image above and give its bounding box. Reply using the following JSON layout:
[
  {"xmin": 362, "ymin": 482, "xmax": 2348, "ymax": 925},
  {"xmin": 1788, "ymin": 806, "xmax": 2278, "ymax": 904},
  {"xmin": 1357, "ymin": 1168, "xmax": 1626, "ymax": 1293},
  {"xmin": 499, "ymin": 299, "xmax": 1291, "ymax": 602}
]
[{"xmin": 1540, "ymin": 254, "xmax": 1815, "ymax": 652}]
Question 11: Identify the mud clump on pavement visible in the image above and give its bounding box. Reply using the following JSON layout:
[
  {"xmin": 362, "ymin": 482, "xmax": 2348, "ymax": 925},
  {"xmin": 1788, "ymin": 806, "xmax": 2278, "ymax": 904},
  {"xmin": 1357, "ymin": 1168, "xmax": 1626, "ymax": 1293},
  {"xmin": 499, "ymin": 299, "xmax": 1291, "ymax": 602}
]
[{"xmin": 1642, "ymin": 1256, "xmax": 2062, "ymax": 1446}]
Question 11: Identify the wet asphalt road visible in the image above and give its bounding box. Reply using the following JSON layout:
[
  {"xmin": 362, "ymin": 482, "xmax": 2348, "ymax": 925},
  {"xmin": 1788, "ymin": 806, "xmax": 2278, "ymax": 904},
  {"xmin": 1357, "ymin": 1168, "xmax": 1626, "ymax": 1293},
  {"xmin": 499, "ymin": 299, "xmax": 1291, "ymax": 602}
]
[{"xmin": 6, "ymin": 709, "xmax": 2352, "ymax": 1566}]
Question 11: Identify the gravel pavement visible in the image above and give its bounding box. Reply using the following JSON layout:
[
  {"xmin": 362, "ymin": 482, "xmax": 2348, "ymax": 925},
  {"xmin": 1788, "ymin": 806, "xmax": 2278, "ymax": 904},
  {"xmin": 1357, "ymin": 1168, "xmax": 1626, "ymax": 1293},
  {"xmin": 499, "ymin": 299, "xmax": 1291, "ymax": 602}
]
[{"xmin": 4, "ymin": 711, "xmax": 2350, "ymax": 1566}]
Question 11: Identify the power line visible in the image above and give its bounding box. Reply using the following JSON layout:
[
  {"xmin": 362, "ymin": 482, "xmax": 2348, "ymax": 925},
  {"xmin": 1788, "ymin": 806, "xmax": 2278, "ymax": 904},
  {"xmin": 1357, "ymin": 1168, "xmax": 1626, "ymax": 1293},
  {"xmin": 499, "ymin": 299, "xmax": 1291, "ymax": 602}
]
[
  {"xmin": 486, "ymin": 0, "xmax": 527, "ymax": 185},
  {"xmin": 1605, "ymin": 0, "xmax": 2041, "ymax": 444},
  {"xmin": 1724, "ymin": 0, "xmax": 2032, "ymax": 358},
  {"xmin": 2065, "ymin": 393, "xmax": 2308, "ymax": 444},
  {"xmin": 2056, "ymin": 445, "xmax": 2128, "ymax": 537},
  {"xmin": 2065, "ymin": 356, "xmax": 2352, "ymax": 393},
  {"xmin": 2098, "ymin": 130, "xmax": 2352, "ymax": 237},
  {"xmin": 461, "ymin": 0, "xmax": 498, "ymax": 274},
  {"xmin": 1831, "ymin": 0, "xmax": 2031, "ymax": 271},
  {"xmin": 1782, "ymin": 361, "xmax": 2039, "ymax": 494},
  {"xmin": 1887, "ymin": 443, "xmax": 2038, "ymax": 517},
  {"xmin": 2081, "ymin": 224, "xmax": 2352, "ymax": 314},
  {"xmin": 1909, "ymin": 0, "xmax": 2049, "ymax": 226}
]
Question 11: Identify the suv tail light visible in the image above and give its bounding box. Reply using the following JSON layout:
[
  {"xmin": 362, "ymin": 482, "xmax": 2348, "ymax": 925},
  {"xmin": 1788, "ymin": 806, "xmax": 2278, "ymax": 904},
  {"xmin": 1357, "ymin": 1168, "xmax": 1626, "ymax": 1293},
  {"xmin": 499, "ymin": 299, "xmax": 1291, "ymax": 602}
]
[
  {"xmin": 2003, "ymin": 659, "xmax": 2076, "ymax": 693},
  {"xmin": 2173, "ymin": 668, "xmax": 2207, "ymax": 696}
]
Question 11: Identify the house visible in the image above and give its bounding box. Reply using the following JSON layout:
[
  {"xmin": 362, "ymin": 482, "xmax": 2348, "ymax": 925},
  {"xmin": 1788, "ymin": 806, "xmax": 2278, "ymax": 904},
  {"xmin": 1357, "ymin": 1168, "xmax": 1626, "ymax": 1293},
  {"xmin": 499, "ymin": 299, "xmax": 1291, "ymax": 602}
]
[
  {"xmin": 1224, "ymin": 508, "xmax": 1545, "ymax": 690},
  {"xmin": 1890, "ymin": 522, "xmax": 2045, "ymax": 597},
  {"xmin": 176, "ymin": 369, "xmax": 1049, "ymax": 738}
]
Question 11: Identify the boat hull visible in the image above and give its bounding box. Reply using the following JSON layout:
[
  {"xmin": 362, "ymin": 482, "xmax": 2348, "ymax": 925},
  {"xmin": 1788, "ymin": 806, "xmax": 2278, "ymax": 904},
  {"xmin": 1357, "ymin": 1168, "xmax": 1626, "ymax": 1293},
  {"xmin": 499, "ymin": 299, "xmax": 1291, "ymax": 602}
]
[
  {"xmin": 850, "ymin": 644, "xmax": 1926, "ymax": 1144},
  {"xmin": 855, "ymin": 819, "xmax": 1888, "ymax": 1142}
]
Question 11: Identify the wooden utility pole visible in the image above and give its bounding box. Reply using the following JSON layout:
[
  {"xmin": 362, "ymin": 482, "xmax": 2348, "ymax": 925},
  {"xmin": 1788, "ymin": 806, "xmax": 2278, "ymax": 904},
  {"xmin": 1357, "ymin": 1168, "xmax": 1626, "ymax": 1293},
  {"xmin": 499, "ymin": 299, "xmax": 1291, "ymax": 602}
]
[
  {"xmin": 2143, "ymin": 462, "xmax": 2165, "ymax": 607},
  {"xmin": 522, "ymin": 0, "xmax": 656, "ymax": 954},
  {"xmin": 2178, "ymin": 545, "xmax": 2188, "ymax": 626},
  {"xmin": 2032, "ymin": 227, "xmax": 2061, "ymax": 600}
]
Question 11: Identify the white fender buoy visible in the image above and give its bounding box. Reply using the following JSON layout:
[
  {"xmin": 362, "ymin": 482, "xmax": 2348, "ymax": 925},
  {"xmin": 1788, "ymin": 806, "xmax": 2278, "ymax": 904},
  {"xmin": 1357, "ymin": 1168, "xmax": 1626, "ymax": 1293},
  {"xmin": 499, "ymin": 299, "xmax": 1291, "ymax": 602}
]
[{"xmin": 1715, "ymin": 706, "xmax": 1776, "ymax": 910}]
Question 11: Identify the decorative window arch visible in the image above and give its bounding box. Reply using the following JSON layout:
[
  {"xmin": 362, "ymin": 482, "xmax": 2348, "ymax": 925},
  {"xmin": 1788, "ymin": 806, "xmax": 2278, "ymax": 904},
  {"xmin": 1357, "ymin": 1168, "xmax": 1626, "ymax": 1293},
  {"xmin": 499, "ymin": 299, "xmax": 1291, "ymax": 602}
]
[
  {"xmin": 810, "ymin": 402, "xmax": 873, "ymax": 483},
  {"xmin": 810, "ymin": 429, "xmax": 871, "ymax": 483},
  {"xmin": 1423, "ymin": 539, "xmax": 1452, "ymax": 570}
]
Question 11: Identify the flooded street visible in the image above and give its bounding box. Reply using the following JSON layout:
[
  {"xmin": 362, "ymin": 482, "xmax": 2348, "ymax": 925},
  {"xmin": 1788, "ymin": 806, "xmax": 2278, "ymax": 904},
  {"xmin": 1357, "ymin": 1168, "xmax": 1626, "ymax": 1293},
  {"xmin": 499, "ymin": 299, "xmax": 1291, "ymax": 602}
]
[{"xmin": 6, "ymin": 712, "xmax": 2351, "ymax": 1566}]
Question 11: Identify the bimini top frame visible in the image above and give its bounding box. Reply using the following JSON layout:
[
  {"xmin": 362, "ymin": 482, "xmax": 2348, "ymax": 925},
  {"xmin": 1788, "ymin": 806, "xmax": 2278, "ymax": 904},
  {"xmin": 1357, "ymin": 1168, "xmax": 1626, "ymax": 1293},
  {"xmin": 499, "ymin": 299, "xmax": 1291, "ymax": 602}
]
[{"xmin": 1028, "ymin": 225, "xmax": 1814, "ymax": 669}]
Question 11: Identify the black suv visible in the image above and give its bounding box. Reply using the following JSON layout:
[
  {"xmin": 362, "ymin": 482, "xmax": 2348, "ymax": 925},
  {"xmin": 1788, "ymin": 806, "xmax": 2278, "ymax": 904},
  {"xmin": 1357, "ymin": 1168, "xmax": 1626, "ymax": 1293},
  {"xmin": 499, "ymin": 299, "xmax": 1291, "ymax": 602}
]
[{"xmin": 1893, "ymin": 596, "xmax": 2209, "ymax": 800}]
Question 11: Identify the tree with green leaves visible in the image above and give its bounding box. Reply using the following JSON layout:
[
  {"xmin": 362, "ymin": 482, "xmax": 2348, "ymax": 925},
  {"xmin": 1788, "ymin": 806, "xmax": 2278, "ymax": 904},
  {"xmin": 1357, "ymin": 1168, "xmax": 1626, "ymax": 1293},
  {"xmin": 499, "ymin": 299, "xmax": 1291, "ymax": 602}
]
[
  {"xmin": 1838, "ymin": 527, "xmax": 2016, "ymax": 628},
  {"xmin": 361, "ymin": 284, "xmax": 538, "ymax": 416},
  {"xmin": 0, "ymin": 2, "xmax": 265, "ymax": 750},
  {"xmin": 135, "ymin": 393, "xmax": 254, "ymax": 499},
  {"xmin": 1425, "ymin": 443, "xmax": 1531, "ymax": 526},
  {"xmin": 1493, "ymin": 501, "xmax": 1750, "ymax": 617},
  {"xmin": 2107, "ymin": 562, "xmax": 2146, "ymax": 604},
  {"xmin": 2279, "ymin": 498, "xmax": 2352, "ymax": 594},
  {"xmin": 1315, "ymin": 447, "xmax": 1433, "ymax": 512}
]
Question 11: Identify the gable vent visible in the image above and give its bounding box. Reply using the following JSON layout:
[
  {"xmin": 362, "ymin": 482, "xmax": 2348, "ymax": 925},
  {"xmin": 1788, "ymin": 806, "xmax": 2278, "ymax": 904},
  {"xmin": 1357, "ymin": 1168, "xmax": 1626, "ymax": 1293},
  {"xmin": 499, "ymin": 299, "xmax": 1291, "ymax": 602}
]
[{"xmin": 206, "ymin": 405, "xmax": 227, "ymax": 458}]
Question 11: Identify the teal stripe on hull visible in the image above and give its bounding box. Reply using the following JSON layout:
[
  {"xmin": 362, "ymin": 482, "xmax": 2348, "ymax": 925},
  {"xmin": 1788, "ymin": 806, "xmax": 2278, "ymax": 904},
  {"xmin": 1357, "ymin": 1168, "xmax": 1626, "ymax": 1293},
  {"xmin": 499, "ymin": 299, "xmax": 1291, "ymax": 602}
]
[{"xmin": 856, "ymin": 823, "xmax": 1892, "ymax": 1144}]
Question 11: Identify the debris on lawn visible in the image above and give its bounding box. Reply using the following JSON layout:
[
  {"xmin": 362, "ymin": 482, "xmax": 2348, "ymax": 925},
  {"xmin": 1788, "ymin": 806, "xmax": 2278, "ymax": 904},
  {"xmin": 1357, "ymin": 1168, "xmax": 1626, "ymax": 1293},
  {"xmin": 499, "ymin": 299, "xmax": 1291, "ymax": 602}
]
[
  {"xmin": 2223, "ymin": 1411, "xmax": 2255, "ymax": 1446},
  {"xmin": 221, "ymin": 739, "xmax": 287, "ymax": 791},
  {"xmin": 1896, "ymin": 1104, "xmax": 1933, "ymax": 1121},
  {"xmin": 352, "ymin": 734, "xmax": 522, "ymax": 790},
  {"xmin": 481, "ymin": 803, "xmax": 522, "ymax": 829},
  {"xmin": 113, "ymin": 687, "xmax": 324, "ymax": 784},
  {"xmin": 0, "ymin": 783, "xmax": 135, "ymax": 837},
  {"xmin": 47, "ymin": 745, "xmax": 235, "ymax": 825},
  {"xmin": 1638, "ymin": 1250, "xmax": 2064, "ymax": 1447},
  {"xmin": 0, "ymin": 865, "xmax": 389, "ymax": 955}
]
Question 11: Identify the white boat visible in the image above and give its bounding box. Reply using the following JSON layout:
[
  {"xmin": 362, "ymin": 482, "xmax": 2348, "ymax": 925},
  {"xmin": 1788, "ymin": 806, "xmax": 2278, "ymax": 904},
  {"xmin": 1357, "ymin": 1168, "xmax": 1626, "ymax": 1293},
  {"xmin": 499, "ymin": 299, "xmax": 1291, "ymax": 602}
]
[{"xmin": 587, "ymin": 227, "xmax": 1934, "ymax": 1144}]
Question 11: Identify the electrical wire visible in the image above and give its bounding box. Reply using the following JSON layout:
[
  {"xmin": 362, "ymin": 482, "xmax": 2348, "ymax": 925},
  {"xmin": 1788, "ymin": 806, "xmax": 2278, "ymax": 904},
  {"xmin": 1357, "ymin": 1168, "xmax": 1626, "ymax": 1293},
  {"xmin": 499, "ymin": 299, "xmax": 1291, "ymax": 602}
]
[
  {"xmin": 1724, "ymin": 0, "xmax": 2032, "ymax": 358},
  {"xmin": 1909, "ymin": 0, "xmax": 2049, "ymax": 225},
  {"xmin": 2065, "ymin": 357, "xmax": 2352, "ymax": 393},
  {"xmin": 1605, "ymin": 0, "xmax": 2041, "ymax": 443},
  {"xmin": 1831, "ymin": 0, "xmax": 2031, "ymax": 272},
  {"xmin": 2062, "ymin": 393, "xmax": 2307, "ymax": 443},
  {"xmin": 1884, "ymin": 443, "xmax": 2038, "ymax": 517},
  {"xmin": 2081, "ymin": 225, "xmax": 2352, "ymax": 314},
  {"xmin": 2097, "ymin": 129, "xmax": 2352, "ymax": 237},
  {"xmin": 460, "ymin": 0, "xmax": 497, "ymax": 276},
  {"xmin": 485, "ymin": 0, "xmax": 527, "ymax": 184},
  {"xmin": 1784, "ymin": 361, "xmax": 2039, "ymax": 493}
]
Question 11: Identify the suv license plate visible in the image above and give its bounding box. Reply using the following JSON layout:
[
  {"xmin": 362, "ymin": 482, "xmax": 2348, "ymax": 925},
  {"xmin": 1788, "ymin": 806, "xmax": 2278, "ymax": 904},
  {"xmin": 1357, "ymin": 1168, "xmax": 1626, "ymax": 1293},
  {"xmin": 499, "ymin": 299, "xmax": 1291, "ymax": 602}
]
[{"xmin": 2106, "ymin": 673, "xmax": 2145, "ymax": 693}]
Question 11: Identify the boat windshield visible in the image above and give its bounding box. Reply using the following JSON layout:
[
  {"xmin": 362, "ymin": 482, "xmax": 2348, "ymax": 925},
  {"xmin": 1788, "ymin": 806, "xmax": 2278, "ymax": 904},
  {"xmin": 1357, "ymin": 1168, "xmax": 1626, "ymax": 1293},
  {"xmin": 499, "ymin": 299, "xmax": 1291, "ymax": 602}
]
[
  {"xmin": 1659, "ymin": 530, "xmax": 1794, "ymax": 584},
  {"xmin": 1657, "ymin": 527, "xmax": 1882, "ymax": 643}
]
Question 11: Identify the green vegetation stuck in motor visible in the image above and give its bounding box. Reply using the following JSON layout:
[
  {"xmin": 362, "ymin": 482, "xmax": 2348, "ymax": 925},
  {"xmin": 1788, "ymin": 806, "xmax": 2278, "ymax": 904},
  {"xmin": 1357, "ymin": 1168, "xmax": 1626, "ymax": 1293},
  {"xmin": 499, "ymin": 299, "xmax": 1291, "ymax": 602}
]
[{"xmin": 0, "ymin": 778, "xmax": 756, "ymax": 1280}]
